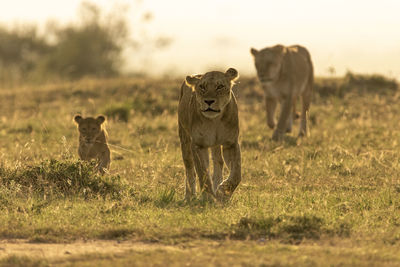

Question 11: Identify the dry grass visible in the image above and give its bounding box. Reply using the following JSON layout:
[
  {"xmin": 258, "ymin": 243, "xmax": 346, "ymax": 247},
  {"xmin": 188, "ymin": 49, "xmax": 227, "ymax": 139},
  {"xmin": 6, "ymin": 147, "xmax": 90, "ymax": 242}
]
[{"xmin": 0, "ymin": 75, "xmax": 400, "ymax": 265}]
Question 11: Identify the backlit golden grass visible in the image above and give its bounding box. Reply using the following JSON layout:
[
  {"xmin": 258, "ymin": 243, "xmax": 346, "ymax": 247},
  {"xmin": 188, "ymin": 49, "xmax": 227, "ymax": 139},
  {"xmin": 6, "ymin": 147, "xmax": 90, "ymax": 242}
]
[{"xmin": 0, "ymin": 74, "xmax": 400, "ymax": 266}]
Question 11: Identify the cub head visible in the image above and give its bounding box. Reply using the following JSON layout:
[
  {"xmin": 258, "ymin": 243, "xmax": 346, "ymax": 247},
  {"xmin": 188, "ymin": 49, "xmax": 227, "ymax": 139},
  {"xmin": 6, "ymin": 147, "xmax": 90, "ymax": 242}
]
[
  {"xmin": 250, "ymin": 45, "xmax": 286, "ymax": 83},
  {"xmin": 185, "ymin": 68, "xmax": 239, "ymax": 119},
  {"xmin": 74, "ymin": 115, "xmax": 106, "ymax": 144}
]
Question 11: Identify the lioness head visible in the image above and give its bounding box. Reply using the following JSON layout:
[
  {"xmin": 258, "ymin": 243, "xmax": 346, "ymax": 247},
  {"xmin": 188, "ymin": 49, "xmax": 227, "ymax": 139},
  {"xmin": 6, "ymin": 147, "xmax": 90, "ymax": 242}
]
[
  {"xmin": 74, "ymin": 115, "xmax": 106, "ymax": 144},
  {"xmin": 185, "ymin": 68, "xmax": 239, "ymax": 119},
  {"xmin": 250, "ymin": 45, "xmax": 286, "ymax": 83}
]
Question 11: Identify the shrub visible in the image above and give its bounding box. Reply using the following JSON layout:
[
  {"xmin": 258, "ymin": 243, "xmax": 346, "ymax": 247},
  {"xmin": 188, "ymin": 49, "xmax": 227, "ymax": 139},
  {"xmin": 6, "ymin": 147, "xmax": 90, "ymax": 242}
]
[
  {"xmin": 0, "ymin": 159, "xmax": 126, "ymax": 199},
  {"xmin": 104, "ymin": 103, "xmax": 131, "ymax": 122},
  {"xmin": 0, "ymin": 2, "xmax": 128, "ymax": 83},
  {"xmin": 344, "ymin": 72, "xmax": 398, "ymax": 93},
  {"xmin": 41, "ymin": 2, "xmax": 128, "ymax": 79},
  {"xmin": 314, "ymin": 72, "xmax": 398, "ymax": 98}
]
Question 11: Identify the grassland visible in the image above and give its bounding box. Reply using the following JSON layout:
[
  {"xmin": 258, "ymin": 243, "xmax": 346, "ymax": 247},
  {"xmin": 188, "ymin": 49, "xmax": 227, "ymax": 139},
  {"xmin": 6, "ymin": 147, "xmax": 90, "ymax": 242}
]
[{"xmin": 0, "ymin": 73, "xmax": 400, "ymax": 266}]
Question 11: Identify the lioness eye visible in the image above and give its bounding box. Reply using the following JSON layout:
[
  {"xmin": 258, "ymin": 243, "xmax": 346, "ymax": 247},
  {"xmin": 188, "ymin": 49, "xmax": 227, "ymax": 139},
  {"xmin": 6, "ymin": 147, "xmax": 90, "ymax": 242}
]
[
  {"xmin": 199, "ymin": 84, "xmax": 205, "ymax": 91},
  {"xmin": 217, "ymin": 84, "xmax": 224, "ymax": 90}
]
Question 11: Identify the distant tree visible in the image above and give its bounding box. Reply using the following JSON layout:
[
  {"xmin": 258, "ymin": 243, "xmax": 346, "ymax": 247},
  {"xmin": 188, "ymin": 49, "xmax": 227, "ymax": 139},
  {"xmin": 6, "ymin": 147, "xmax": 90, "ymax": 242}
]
[
  {"xmin": 0, "ymin": 1, "xmax": 170, "ymax": 84},
  {"xmin": 0, "ymin": 25, "xmax": 50, "ymax": 82},
  {"xmin": 43, "ymin": 2, "xmax": 129, "ymax": 79}
]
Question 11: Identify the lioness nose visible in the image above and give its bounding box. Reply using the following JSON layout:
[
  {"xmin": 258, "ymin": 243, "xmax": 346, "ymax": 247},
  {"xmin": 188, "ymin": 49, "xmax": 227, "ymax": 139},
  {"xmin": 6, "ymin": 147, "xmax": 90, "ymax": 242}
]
[{"xmin": 204, "ymin": 100, "xmax": 215, "ymax": 106}]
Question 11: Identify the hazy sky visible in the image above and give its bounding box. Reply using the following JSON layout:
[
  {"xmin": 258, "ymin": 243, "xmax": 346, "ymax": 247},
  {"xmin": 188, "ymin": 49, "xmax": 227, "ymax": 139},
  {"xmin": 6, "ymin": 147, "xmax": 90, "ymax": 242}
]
[{"xmin": 1, "ymin": 0, "xmax": 400, "ymax": 78}]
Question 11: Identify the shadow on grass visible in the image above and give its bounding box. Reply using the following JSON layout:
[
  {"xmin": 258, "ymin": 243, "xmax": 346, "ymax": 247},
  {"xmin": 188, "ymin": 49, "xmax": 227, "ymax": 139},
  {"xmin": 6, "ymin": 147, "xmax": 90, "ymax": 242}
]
[
  {"xmin": 98, "ymin": 228, "xmax": 144, "ymax": 240},
  {"xmin": 152, "ymin": 214, "xmax": 352, "ymax": 245},
  {"xmin": 29, "ymin": 227, "xmax": 68, "ymax": 243},
  {"xmin": 229, "ymin": 214, "xmax": 352, "ymax": 243}
]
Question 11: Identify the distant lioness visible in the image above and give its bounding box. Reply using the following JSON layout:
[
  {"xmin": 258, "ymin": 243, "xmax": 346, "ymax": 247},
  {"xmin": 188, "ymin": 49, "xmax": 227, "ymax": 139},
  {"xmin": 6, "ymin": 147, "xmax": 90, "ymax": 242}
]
[
  {"xmin": 74, "ymin": 115, "xmax": 110, "ymax": 174},
  {"xmin": 250, "ymin": 44, "xmax": 313, "ymax": 141},
  {"xmin": 178, "ymin": 68, "xmax": 241, "ymax": 202}
]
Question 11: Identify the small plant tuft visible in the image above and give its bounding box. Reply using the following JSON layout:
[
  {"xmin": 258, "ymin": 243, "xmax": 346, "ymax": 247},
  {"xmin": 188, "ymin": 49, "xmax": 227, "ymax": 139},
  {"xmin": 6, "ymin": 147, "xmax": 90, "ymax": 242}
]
[{"xmin": 154, "ymin": 187, "xmax": 176, "ymax": 208}]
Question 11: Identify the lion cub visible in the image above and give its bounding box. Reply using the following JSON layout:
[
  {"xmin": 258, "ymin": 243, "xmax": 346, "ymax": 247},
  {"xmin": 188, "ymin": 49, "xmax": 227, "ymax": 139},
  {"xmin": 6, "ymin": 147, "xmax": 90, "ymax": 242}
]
[{"xmin": 74, "ymin": 115, "xmax": 111, "ymax": 174}]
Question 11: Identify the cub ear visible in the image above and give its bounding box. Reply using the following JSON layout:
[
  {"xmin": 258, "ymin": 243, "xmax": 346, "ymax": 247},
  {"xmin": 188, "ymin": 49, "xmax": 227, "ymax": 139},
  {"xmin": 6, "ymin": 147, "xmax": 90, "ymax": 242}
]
[
  {"xmin": 250, "ymin": 48, "xmax": 259, "ymax": 56},
  {"xmin": 225, "ymin": 68, "xmax": 239, "ymax": 81},
  {"xmin": 185, "ymin": 75, "xmax": 201, "ymax": 87},
  {"xmin": 96, "ymin": 115, "xmax": 106, "ymax": 125},
  {"xmin": 74, "ymin": 115, "xmax": 83, "ymax": 124}
]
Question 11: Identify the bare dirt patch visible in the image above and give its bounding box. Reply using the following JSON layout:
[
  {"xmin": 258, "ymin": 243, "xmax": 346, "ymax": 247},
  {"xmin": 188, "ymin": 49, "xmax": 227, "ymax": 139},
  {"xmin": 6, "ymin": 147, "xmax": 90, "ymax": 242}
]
[{"xmin": 0, "ymin": 239, "xmax": 178, "ymax": 261}]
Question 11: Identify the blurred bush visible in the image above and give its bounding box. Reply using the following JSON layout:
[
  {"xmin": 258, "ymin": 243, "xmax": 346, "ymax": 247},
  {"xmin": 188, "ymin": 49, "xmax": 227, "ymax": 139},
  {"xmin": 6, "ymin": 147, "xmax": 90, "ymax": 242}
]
[
  {"xmin": 0, "ymin": 26, "xmax": 50, "ymax": 83},
  {"xmin": 0, "ymin": 2, "xmax": 131, "ymax": 84},
  {"xmin": 104, "ymin": 103, "xmax": 131, "ymax": 122},
  {"xmin": 344, "ymin": 72, "xmax": 398, "ymax": 93},
  {"xmin": 314, "ymin": 71, "xmax": 398, "ymax": 99}
]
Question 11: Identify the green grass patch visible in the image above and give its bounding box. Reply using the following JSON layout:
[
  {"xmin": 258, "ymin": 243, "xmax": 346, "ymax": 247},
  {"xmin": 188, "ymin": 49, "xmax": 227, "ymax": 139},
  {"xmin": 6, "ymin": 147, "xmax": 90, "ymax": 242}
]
[{"xmin": 0, "ymin": 255, "xmax": 48, "ymax": 267}]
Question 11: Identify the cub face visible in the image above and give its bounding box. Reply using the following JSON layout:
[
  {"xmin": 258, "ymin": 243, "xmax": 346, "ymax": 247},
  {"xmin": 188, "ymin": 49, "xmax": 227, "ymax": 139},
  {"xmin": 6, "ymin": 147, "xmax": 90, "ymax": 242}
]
[
  {"xmin": 251, "ymin": 45, "xmax": 285, "ymax": 83},
  {"xmin": 74, "ymin": 115, "xmax": 105, "ymax": 144},
  {"xmin": 185, "ymin": 68, "xmax": 239, "ymax": 119}
]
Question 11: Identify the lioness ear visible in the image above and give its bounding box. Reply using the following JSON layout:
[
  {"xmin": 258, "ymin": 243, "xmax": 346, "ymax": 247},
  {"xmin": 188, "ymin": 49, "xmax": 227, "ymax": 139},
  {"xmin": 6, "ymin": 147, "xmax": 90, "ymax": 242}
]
[
  {"xmin": 74, "ymin": 115, "xmax": 83, "ymax": 124},
  {"xmin": 250, "ymin": 48, "xmax": 258, "ymax": 56},
  {"xmin": 225, "ymin": 68, "xmax": 239, "ymax": 81},
  {"xmin": 96, "ymin": 115, "xmax": 106, "ymax": 125},
  {"xmin": 273, "ymin": 44, "xmax": 286, "ymax": 54},
  {"xmin": 185, "ymin": 75, "xmax": 201, "ymax": 87}
]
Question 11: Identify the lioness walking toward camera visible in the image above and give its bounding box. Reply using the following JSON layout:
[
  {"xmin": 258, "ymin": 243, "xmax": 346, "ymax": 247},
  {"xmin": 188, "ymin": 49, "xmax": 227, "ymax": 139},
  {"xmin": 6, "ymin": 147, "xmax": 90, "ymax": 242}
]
[
  {"xmin": 250, "ymin": 44, "xmax": 313, "ymax": 141},
  {"xmin": 74, "ymin": 115, "xmax": 111, "ymax": 174},
  {"xmin": 178, "ymin": 68, "xmax": 241, "ymax": 202}
]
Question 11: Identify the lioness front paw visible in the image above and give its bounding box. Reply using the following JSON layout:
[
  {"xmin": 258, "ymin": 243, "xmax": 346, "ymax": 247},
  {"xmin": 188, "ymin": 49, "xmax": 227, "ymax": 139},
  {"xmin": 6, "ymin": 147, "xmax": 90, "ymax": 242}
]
[
  {"xmin": 200, "ymin": 192, "xmax": 216, "ymax": 203},
  {"xmin": 272, "ymin": 130, "xmax": 284, "ymax": 142},
  {"xmin": 185, "ymin": 192, "xmax": 195, "ymax": 202},
  {"xmin": 215, "ymin": 184, "xmax": 233, "ymax": 202},
  {"xmin": 298, "ymin": 130, "xmax": 307, "ymax": 138}
]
